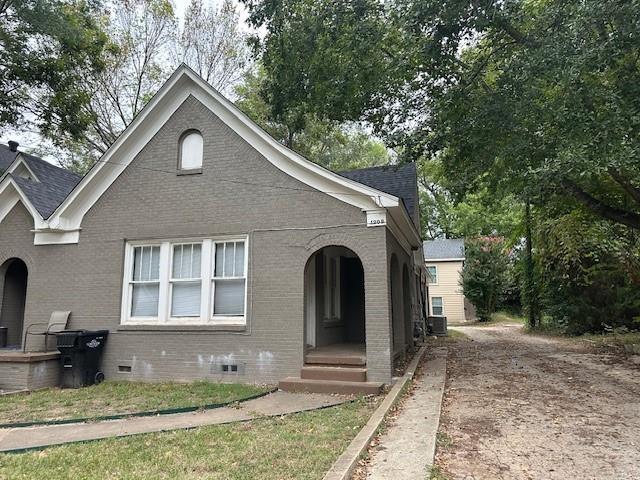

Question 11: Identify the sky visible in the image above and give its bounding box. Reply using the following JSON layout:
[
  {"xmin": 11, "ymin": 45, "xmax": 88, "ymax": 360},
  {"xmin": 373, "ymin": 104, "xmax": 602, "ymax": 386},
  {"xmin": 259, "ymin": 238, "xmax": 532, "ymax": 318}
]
[{"xmin": 2, "ymin": 0, "xmax": 257, "ymax": 162}]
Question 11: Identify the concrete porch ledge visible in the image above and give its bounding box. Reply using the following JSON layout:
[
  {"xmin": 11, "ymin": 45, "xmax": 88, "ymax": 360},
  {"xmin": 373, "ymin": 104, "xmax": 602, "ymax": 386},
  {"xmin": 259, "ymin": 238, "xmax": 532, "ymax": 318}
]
[
  {"xmin": 0, "ymin": 351, "xmax": 61, "ymax": 392},
  {"xmin": 0, "ymin": 351, "xmax": 60, "ymax": 363}
]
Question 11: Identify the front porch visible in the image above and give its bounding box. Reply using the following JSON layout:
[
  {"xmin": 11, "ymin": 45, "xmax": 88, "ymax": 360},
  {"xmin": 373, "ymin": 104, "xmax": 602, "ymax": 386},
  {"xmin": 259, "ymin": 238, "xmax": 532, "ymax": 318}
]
[
  {"xmin": 0, "ymin": 349, "xmax": 60, "ymax": 393},
  {"xmin": 280, "ymin": 342, "xmax": 383, "ymax": 394}
]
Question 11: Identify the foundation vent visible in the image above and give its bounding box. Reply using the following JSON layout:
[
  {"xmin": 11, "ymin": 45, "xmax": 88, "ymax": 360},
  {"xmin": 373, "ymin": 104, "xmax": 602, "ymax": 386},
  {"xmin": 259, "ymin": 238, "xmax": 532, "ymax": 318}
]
[{"xmin": 214, "ymin": 363, "xmax": 245, "ymax": 375}]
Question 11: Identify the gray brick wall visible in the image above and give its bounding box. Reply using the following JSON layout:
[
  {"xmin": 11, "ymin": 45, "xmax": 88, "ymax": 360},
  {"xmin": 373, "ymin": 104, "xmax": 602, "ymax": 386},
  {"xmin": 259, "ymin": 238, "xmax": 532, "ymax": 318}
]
[{"xmin": 0, "ymin": 96, "xmax": 415, "ymax": 385}]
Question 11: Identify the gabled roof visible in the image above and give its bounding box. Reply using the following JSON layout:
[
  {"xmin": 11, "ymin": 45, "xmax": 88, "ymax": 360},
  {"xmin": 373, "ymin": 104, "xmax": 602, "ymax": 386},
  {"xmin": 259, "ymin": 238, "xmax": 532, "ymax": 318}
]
[
  {"xmin": 2, "ymin": 65, "xmax": 421, "ymax": 251},
  {"xmin": 339, "ymin": 163, "xmax": 419, "ymax": 227},
  {"xmin": 0, "ymin": 144, "xmax": 18, "ymax": 172},
  {"xmin": 423, "ymin": 238, "xmax": 465, "ymax": 260},
  {"xmin": 0, "ymin": 144, "xmax": 81, "ymax": 219}
]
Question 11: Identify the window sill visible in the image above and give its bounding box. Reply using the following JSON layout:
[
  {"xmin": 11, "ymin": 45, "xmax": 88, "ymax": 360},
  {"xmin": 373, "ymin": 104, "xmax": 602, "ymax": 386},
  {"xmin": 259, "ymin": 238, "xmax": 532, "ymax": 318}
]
[
  {"xmin": 177, "ymin": 168, "xmax": 202, "ymax": 176},
  {"xmin": 117, "ymin": 324, "xmax": 247, "ymax": 332}
]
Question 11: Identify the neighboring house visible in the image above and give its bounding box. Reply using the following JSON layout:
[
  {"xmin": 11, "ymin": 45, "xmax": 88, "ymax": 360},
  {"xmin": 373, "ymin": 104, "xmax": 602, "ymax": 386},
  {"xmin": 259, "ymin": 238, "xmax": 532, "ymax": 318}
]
[
  {"xmin": 423, "ymin": 238, "xmax": 475, "ymax": 323},
  {"xmin": 0, "ymin": 65, "xmax": 425, "ymax": 393}
]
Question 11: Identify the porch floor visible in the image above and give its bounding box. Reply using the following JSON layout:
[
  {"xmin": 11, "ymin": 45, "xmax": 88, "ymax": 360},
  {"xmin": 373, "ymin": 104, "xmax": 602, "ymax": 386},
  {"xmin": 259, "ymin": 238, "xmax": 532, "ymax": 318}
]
[{"xmin": 304, "ymin": 343, "xmax": 366, "ymax": 366}]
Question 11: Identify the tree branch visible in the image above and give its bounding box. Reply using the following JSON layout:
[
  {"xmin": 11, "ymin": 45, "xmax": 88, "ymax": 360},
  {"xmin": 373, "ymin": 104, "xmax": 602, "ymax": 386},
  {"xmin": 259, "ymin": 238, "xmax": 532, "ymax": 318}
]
[
  {"xmin": 561, "ymin": 178, "xmax": 640, "ymax": 229},
  {"xmin": 609, "ymin": 169, "xmax": 640, "ymax": 206}
]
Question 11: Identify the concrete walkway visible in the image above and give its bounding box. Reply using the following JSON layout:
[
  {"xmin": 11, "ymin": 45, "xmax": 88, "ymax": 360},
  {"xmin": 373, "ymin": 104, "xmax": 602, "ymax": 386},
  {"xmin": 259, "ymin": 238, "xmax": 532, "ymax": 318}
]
[
  {"xmin": 0, "ymin": 391, "xmax": 347, "ymax": 452},
  {"xmin": 366, "ymin": 347, "xmax": 447, "ymax": 479}
]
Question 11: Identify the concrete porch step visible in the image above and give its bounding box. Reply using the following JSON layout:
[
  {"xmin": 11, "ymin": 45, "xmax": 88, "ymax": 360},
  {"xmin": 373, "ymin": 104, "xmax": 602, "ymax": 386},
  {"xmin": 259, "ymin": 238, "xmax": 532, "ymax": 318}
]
[
  {"xmin": 279, "ymin": 377, "xmax": 383, "ymax": 395},
  {"xmin": 301, "ymin": 365, "xmax": 367, "ymax": 382},
  {"xmin": 304, "ymin": 353, "xmax": 366, "ymax": 367}
]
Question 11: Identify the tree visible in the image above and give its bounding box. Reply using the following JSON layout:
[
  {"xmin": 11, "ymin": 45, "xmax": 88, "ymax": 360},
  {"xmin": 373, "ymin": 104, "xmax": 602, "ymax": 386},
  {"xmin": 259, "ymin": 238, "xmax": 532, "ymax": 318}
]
[
  {"xmin": 243, "ymin": 0, "xmax": 640, "ymax": 231},
  {"xmin": 461, "ymin": 237, "xmax": 509, "ymax": 322},
  {"xmin": 234, "ymin": 68, "xmax": 390, "ymax": 170},
  {"xmin": 241, "ymin": 0, "xmax": 401, "ymax": 144},
  {"xmin": 0, "ymin": 0, "xmax": 108, "ymax": 140},
  {"xmin": 59, "ymin": 0, "xmax": 251, "ymax": 171},
  {"xmin": 173, "ymin": 0, "xmax": 250, "ymax": 95}
]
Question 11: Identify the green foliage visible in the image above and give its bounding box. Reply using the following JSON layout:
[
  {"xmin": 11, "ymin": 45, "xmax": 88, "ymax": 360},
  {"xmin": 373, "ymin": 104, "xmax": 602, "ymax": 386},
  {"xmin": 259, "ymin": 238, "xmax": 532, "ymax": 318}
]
[
  {"xmin": 461, "ymin": 237, "xmax": 509, "ymax": 322},
  {"xmin": 0, "ymin": 0, "xmax": 109, "ymax": 139},
  {"xmin": 234, "ymin": 68, "xmax": 390, "ymax": 170},
  {"xmin": 537, "ymin": 211, "xmax": 640, "ymax": 335},
  {"xmin": 241, "ymin": 0, "xmax": 401, "ymax": 138},
  {"xmin": 418, "ymin": 157, "xmax": 523, "ymax": 241}
]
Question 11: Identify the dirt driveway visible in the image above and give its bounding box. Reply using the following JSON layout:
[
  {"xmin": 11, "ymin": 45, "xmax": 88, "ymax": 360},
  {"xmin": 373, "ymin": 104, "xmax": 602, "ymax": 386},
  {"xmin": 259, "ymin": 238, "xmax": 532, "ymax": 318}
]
[{"xmin": 435, "ymin": 324, "xmax": 640, "ymax": 480}]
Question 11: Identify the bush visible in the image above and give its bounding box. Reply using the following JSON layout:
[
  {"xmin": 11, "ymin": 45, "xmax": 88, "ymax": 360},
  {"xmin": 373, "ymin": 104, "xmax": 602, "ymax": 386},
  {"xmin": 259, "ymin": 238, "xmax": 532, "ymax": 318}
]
[
  {"xmin": 537, "ymin": 212, "xmax": 640, "ymax": 335},
  {"xmin": 461, "ymin": 236, "xmax": 509, "ymax": 322}
]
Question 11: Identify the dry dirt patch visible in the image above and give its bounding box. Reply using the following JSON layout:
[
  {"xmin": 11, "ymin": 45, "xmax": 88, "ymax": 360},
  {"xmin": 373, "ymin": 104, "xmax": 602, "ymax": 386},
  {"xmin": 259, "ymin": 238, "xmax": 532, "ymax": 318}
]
[{"xmin": 435, "ymin": 324, "xmax": 640, "ymax": 480}]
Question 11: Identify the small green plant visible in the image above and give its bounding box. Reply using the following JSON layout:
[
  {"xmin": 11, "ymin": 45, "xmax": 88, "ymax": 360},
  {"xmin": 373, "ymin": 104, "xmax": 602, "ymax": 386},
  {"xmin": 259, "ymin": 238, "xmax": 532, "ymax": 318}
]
[
  {"xmin": 428, "ymin": 465, "xmax": 450, "ymax": 480},
  {"xmin": 436, "ymin": 432, "xmax": 454, "ymax": 449}
]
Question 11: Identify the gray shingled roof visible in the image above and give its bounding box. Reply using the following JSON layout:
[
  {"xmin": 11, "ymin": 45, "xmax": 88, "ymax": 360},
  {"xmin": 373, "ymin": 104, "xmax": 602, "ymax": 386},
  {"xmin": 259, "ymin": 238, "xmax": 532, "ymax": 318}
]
[
  {"xmin": 0, "ymin": 144, "xmax": 81, "ymax": 219},
  {"xmin": 423, "ymin": 238, "xmax": 465, "ymax": 260},
  {"xmin": 0, "ymin": 144, "xmax": 18, "ymax": 172},
  {"xmin": 339, "ymin": 163, "xmax": 419, "ymax": 227}
]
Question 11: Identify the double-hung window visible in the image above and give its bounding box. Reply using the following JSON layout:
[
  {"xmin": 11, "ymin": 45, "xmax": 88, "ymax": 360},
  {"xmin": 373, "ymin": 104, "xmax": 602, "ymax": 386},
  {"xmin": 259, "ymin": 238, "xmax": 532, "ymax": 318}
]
[
  {"xmin": 122, "ymin": 238, "xmax": 247, "ymax": 326},
  {"xmin": 427, "ymin": 265, "xmax": 438, "ymax": 285},
  {"xmin": 130, "ymin": 246, "xmax": 161, "ymax": 318},
  {"xmin": 432, "ymin": 297, "xmax": 444, "ymax": 316},
  {"xmin": 213, "ymin": 241, "xmax": 246, "ymax": 319},
  {"xmin": 171, "ymin": 243, "xmax": 202, "ymax": 318}
]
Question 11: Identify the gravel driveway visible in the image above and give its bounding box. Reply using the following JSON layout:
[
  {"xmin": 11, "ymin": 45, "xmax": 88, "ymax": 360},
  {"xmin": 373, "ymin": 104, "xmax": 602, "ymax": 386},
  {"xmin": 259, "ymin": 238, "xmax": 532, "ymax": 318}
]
[{"xmin": 435, "ymin": 323, "xmax": 640, "ymax": 480}]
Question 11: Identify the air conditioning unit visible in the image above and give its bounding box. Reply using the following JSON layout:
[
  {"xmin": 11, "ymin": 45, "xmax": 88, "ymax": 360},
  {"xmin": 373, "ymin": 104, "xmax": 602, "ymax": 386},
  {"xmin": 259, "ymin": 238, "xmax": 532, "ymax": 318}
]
[{"xmin": 428, "ymin": 316, "xmax": 448, "ymax": 336}]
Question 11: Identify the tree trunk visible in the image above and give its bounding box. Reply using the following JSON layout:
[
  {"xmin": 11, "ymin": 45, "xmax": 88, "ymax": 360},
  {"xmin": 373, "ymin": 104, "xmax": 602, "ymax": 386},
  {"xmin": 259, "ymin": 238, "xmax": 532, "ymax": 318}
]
[{"xmin": 524, "ymin": 201, "xmax": 538, "ymax": 328}]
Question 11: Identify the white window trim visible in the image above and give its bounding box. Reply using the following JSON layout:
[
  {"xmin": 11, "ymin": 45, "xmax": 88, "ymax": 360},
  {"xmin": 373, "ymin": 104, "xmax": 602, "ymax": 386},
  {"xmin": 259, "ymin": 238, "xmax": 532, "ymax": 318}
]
[
  {"xmin": 210, "ymin": 239, "xmax": 249, "ymax": 325},
  {"xmin": 323, "ymin": 248, "xmax": 341, "ymax": 323},
  {"xmin": 426, "ymin": 265, "xmax": 438, "ymax": 285},
  {"xmin": 121, "ymin": 236, "xmax": 248, "ymax": 326},
  {"xmin": 431, "ymin": 296, "xmax": 445, "ymax": 317},
  {"xmin": 169, "ymin": 242, "xmax": 204, "ymax": 319}
]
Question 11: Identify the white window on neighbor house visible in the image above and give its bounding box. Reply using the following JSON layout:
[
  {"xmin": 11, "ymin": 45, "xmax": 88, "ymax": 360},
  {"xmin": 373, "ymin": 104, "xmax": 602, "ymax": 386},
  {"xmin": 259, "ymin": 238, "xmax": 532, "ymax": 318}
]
[
  {"xmin": 122, "ymin": 237, "xmax": 248, "ymax": 326},
  {"xmin": 179, "ymin": 130, "xmax": 203, "ymax": 170},
  {"xmin": 427, "ymin": 265, "xmax": 438, "ymax": 285},
  {"xmin": 212, "ymin": 240, "xmax": 246, "ymax": 320},
  {"xmin": 432, "ymin": 297, "xmax": 444, "ymax": 316},
  {"xmin": 323, "ymin": 250, "xmax": 341, "ymax": 321}
]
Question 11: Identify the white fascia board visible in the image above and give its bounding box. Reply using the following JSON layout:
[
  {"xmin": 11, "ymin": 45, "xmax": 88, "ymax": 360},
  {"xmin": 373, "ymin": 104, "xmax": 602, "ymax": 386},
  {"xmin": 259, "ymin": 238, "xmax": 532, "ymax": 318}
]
[
  {"xmin": 0, "ymin": 177, "xmax": 46, "ymax": 229},
  {"xmin": 48, "ymin": 65, "xmax": 399, "ymax": 234},
  {"xmin": 387, "ymin": 205, "xmax": 422, "ymax": 250},
  {"xmin": 7, "ymin": 155, "xmax": 40, "ymax": 182}
]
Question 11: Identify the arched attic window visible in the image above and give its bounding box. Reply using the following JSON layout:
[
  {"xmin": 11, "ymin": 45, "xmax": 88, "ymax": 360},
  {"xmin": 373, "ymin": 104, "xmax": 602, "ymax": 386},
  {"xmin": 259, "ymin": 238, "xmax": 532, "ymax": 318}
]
[{"xmin": 178, "ymin": 130, "xmax": 203, "ymax": 172}]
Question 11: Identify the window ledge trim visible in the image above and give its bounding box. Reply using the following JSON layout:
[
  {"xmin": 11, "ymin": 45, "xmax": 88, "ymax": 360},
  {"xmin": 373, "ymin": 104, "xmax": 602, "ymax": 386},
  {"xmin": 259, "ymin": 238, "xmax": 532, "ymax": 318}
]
[
  {"xmin": 176, "ymin": 168, "xmax": 202, "ymax": 176},
  {"xmin": 118, "ymin": 324, "xmax": 247, "ymax": 332}
]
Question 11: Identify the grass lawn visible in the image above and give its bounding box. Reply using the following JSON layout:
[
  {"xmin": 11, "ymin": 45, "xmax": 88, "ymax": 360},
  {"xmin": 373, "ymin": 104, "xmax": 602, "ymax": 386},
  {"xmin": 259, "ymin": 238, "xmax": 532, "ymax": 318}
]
[
  {"xmin": 0, "ymin": 381, "xmax": 270, "ymax": 425},
  {"xmin": 0, "ymin": 397, "xmax": 379, "ymax": 480},
  {"xmin": 490, "ymin": 311, "xmax": 526, "ymax": 325},
  {"xmin": 424, "ymin": 328, "xmax": 470, "ymax": 344},
  {"xmin": 575, "ymin": 331, "xmax": 640, "ymax": 350}
]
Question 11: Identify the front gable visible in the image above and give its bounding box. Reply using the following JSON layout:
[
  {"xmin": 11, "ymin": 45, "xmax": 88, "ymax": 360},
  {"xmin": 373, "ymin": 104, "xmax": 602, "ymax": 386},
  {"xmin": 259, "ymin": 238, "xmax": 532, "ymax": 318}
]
[{"xmin": 80, "ymin": 95, "xmax": 368, "ymax": 238}]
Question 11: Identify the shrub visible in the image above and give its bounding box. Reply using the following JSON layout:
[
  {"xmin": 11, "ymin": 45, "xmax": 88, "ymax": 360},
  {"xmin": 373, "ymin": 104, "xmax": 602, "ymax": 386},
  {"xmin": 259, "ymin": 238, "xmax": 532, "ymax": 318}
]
[{"xmin": 461, "ymin": 236, "xmax": 509, "ymax": 322}]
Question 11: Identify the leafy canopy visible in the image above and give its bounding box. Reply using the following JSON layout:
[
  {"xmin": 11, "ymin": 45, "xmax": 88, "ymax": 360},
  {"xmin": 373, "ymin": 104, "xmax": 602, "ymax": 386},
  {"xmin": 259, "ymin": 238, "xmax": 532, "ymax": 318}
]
[{"xmin": 0, "ymin": 0, "xmax": 109, "ymax": 139}]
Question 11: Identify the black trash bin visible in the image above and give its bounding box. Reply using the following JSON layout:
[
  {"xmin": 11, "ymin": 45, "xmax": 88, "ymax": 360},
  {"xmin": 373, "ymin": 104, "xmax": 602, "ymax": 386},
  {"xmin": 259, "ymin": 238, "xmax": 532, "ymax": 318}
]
[{"xmin": 56, "ymin": 330, "xmax": 109, "ymax": 388}]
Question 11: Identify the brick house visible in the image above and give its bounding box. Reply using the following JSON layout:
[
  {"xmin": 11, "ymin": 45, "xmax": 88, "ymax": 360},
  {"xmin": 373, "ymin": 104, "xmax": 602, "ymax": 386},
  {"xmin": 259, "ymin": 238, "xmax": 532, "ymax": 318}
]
[{"xmin": 0, "ymin": 65, "xmax": 425, "ymax": 393}]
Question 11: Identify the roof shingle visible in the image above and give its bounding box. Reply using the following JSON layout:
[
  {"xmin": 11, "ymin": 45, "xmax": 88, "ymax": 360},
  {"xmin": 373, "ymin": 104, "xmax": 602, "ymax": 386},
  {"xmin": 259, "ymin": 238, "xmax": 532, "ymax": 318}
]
[
  {"xmin": 423, "ymin": 238, "xmax": 465, "ymax": 260},
  {"xmin": 0, "ymin": 144, "xmax": 81, "ymax": 219},
  {"xmin": 338, "ymin": 163, "xmax": 419, "ymax": 227}
]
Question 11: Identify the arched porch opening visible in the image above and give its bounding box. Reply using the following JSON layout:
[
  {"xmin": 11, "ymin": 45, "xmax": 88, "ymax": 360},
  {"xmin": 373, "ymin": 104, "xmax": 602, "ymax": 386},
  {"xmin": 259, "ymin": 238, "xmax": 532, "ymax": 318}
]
[
  {"xmin": 0, "ymin": 258, "xmax": 28, "ymax": 348},
  {"xmin": 304, "ymin": 245, "xmax": 365, "ymax": 362}
]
